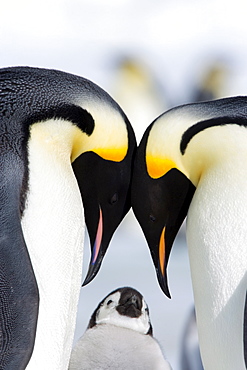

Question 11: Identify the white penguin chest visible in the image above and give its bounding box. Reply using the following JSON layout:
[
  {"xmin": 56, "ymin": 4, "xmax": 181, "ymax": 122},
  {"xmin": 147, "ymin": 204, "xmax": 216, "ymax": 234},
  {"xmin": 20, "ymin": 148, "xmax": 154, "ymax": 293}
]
[{"xmin": 21, "ymin": 121, "xmax": 85, "ymax": 369}]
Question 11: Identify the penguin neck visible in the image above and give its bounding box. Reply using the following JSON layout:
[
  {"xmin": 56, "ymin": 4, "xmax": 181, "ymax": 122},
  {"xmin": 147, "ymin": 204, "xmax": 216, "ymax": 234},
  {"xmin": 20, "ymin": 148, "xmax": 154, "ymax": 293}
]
[
  {"xmin": 22, "ymin": 119, "xmax": 85, "ymax": 369},
  {"xmin": 145, "ymin": 110, "xmax": 201, "ymax": 181},
  {"xmin": 182, "ymin": 125, "xmax": 247, "ymax": 187}
]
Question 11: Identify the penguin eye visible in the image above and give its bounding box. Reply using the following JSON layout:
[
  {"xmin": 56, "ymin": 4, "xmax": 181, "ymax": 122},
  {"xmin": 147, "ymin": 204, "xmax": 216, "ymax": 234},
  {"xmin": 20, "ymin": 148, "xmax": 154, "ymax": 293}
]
[
  {"xmin": 149, "ymin": 214, "xmax": 156, "ymax": 222},
  {"xmin": 109, "ymin": 193, "xmax": 118, "ymax": 205},
  {"xmin": 107, "ymin": 299, "xmax": 113, "ymax": 306}
]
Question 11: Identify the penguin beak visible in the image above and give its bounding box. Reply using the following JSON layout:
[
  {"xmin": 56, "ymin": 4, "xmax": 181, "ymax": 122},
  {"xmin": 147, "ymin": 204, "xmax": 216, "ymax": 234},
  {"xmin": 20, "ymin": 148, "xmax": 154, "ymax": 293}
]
[
  {"xmin": 82, "ymin": 206, "xmax": 105, "ymax": 286},
  {"xmin": 132, "ymin": 163, "xmax": 195, "ymax": 297},
  {"xmin": 157, "ymin": 226, "xmax": 170, "ymax": 297}
]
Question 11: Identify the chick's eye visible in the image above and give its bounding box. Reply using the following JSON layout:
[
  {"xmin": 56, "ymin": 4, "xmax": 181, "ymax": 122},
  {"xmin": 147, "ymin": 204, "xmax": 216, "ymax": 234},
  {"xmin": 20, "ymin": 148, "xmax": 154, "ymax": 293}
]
[
  {"xmin": 110, "ymin": 193, "xmax": 118, "ymax": 205},
  {"xmin": 107, "ymin": 300, "xmax": 113, "ymax": 305}
]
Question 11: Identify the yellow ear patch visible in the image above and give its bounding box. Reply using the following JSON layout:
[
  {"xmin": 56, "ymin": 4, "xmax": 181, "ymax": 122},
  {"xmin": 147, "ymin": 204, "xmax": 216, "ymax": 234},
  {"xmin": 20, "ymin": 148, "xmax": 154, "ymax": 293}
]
[
  {"xmin": 93, "ymin": 146, "xmax": 128, "ymax": 162},
  {"xmin": 146, "ymin": 156, "xmax": 177, "ymax": 179},
  {"xmin": 70, "ymin": 123, "xmax": 128, "ymax": 163},
  {"xmin": 72, "ymin": 144, "xmax": 127, "ymax": 162}
]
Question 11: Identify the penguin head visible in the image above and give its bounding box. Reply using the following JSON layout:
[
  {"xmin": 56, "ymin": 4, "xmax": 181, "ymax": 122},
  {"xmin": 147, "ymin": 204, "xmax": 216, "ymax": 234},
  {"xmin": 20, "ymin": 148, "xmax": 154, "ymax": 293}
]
[
  {"xmin": 70, "ymin": 102, "xmax": 136, "ymax": 286},
  {"xmin": 131, "ymin": 111, "xmax": 196, "ymax": 297},
  {"xmin": 73, "ymin": 139, "xmax": 135, "ymax": 286},
  {"xmin": 132, "ymin": 96, "xmax": 247, "ymax": 297},
  {"xmin": 88, "ymin": 287, "xmax": 153, "ymax": 335},
  {"xmin": 33, "ymin": 97, "xmax": 136, "ymax": 287}
]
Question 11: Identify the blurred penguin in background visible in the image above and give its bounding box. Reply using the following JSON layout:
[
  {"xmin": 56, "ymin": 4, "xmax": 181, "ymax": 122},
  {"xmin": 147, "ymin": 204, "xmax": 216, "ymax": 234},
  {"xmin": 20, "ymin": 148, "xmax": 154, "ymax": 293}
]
[
  {"xmin": 192, "ymin": 61, "xmax": 229, "ymax": 103},
  {"xmin": 69, "ymin": 287, "xmax": 172, "ymax": 370},
  {"xmin": 111, "ymin": 56, "xmax": 167, "ymax": 143}
]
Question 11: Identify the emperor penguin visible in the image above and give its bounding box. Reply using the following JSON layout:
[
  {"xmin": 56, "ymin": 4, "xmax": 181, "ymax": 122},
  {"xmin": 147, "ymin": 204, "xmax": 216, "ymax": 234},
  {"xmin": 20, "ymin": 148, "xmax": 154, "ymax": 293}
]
[
  {"xmin": 0, "ymin": 66, "xmax": 136, "ymax": 369},
  {"xmin": 69, "ymin": 287, "xmax": 172, "ymax": 369},
  {"xmin": 131, "ymin": 96, "xmax": 247, "ymax": 370}
]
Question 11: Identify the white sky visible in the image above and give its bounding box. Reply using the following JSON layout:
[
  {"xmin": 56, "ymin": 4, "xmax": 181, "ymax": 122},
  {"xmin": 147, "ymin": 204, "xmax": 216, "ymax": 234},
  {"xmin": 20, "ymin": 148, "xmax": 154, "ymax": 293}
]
[{"xmin": 1, "ymin": 0, "xmax": 247, "ymax": 99}]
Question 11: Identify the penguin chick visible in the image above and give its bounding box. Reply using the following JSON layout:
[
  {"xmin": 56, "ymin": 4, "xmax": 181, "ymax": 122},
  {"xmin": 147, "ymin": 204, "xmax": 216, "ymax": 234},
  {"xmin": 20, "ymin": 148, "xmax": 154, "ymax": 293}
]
[{"xmin": 69, "ymin": 287, "xmax": 172, "ymax": 370}]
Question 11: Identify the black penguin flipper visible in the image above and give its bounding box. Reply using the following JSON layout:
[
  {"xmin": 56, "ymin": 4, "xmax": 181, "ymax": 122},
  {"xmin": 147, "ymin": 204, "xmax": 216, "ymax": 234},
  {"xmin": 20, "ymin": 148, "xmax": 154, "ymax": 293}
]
[{"xmin": 0, "ymin": 154, "xmax": 39, "ymax": 369}]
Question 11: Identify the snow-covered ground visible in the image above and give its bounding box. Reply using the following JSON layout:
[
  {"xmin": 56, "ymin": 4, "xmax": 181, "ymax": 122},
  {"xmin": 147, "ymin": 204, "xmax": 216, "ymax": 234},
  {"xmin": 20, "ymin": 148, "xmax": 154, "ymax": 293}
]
[{"xmin": 1, "ymin": 1, "xmax": 247, "ymax": 368}]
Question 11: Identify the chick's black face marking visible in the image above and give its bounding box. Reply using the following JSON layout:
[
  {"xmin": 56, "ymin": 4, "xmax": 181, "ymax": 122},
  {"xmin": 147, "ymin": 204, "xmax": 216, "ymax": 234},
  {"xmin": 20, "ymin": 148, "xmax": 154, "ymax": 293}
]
[{"xmin": 116, "ymin": 288, "xmax": 143, "ymax": 318}]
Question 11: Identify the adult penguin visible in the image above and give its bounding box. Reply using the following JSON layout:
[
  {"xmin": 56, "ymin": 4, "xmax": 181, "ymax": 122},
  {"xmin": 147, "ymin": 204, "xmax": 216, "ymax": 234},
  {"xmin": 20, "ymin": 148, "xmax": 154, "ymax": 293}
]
[
  {"xmin": 131, "ymin": 96, "xmax": 247, "ymax": 370},
  {"xmin": 0, "ymin": 66, "xmax": 136, "ymax": 369}
]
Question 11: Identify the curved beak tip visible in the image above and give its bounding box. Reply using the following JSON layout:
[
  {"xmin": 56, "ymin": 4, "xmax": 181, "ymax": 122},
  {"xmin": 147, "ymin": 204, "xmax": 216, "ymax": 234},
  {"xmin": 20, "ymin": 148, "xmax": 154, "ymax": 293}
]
[
  {"xmin": 82, "ymin": 274, "xmax": 93, "ymax": 287},
  {"xmin": 82, "ymin": 263, "xmax": 98, "ymax": 287},
  {"xmin": 157, "ymin": 269, "xmax": 171, "ymax": 299},
  {"xmin": 163, "ymin": 286, "xmax": 171, "ymax": 299},
  {"xmin": 159, "ymin": 280, "xmax": 171, "ymax": 299}
]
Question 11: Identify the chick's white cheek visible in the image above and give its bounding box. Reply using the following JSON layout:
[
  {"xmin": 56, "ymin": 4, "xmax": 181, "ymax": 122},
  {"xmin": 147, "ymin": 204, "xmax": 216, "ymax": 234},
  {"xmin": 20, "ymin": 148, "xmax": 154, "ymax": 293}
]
[{"xmin": 96, "ymin": 292, "xmax": 121, "ymax": 325}]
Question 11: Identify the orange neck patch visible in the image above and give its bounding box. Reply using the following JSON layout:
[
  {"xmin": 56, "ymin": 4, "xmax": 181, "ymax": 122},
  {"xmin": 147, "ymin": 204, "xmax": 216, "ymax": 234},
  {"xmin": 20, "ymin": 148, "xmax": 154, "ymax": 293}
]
[
  {"xmin": 159, "ymin": 226, "xmax": 166, "ymax": 276},
  {"xmin": 146, "ymin": 156, "xmax": 177, "ymax": 179}
]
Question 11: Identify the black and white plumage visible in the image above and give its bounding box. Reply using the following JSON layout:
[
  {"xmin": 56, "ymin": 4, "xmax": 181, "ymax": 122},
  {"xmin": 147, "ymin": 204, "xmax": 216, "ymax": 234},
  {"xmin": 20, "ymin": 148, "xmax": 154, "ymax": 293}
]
[
  {"xmin": 131, "ymin": 97, "xmax": 247, "ymax": 369},
  {"xmin": 69, "ymin": 287, "xmax": 172, "ymax": 370},
  {"xmin": 0, "ymin": 67, "xmax": 136, "ymax": 369}
]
